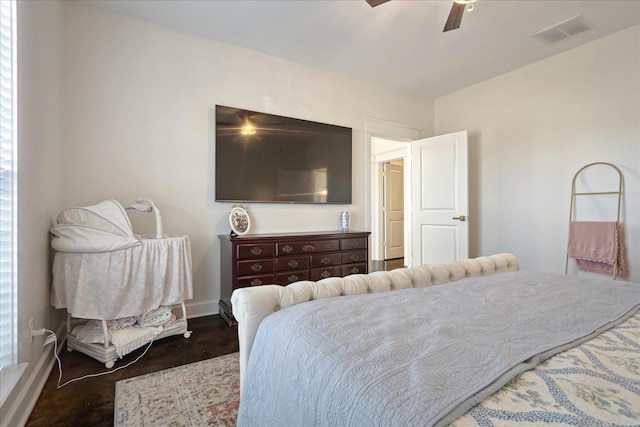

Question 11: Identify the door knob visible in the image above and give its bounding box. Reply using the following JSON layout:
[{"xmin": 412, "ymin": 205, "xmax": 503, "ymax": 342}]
[{"xmin": 452, "ymin": 215, "xmax": 467, "ymax": 221}]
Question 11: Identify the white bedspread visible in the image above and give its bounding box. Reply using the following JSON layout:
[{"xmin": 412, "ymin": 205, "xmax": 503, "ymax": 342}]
[
  {"xmin": 237, "ymin": 271, "xmax": 640, "ymax": 427},
  {"xmin": 51, "ymin": 235, "xmax": 193, "ymax": 319}
]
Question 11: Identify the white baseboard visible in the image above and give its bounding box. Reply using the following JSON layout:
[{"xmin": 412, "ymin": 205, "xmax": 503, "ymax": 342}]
[
  {"xmin": 185, "ymin": 299, "xmax": 220, "ymax": 319},
  {"xmin": 2, "ymin": 321, "xmax": 66, "ymax": 427}
]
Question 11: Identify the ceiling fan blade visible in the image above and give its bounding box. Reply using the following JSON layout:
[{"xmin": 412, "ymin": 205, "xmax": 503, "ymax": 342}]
[
  {"xmin": 443, "ymin": 2, "xmax": 465, "ymax": 32},
  {"xmin": 366, "ymin": 0, "xmax": 391, "ymax": 7}
]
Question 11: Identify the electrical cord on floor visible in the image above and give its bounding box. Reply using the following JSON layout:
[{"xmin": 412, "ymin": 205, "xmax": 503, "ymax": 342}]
[{"xmin": 44, "ymin": 329, "xmax": 155, "ymax": 389}]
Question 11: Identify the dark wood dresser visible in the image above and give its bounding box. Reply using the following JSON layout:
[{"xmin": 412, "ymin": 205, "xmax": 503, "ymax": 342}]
[{"xmin": 218, "ymin": 231, "xmax": 370, "ymax": 325}]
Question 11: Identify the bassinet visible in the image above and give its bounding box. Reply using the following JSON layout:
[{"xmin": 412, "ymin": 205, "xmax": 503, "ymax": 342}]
[{"xmin": 50, "ymin": 199, "xmax": 193, "ymax": 368}]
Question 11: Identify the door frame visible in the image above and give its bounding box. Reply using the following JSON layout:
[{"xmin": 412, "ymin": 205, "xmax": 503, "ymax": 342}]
[
  {"xmin": 364, "ymin": 118, "xmax": 421, "ymax": 262},
  {"xmin": 374, "ymin": 147, "xmax": 409, "ymax": 261}
]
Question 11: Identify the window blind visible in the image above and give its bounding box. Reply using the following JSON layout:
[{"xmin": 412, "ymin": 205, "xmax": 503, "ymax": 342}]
[{"xmin": 0, "ymin": 0, "xmax": 17, "ymax": 372}]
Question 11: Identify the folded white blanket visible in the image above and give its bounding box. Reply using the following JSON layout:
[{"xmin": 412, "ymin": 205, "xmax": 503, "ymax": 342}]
[
  {"xmin": 138, "ymin": 305, "xmax": 173, "ymax": 327},
  {"xmin": 72, "ymin": 320, "xmax": 107, "ymax": 344},
  {"xmin": 111, "ymin": 326, "xmax": 163, "ymax": 357},
  {"xmin": 72, "ymin": 320, "xmax": 163, "ymax": 357}
]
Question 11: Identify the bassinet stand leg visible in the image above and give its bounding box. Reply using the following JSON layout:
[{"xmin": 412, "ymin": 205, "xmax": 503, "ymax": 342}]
[
  {"xmin": 181, "ymin": 302, "xmax": 192, "ymax": 339},
  {"xmin": 101, "ymin": 320, "xmax": 116, "ymax": 369},
  {"xmin": 66, "ymin": 312, "xmax": 73, "ymax": 352}
]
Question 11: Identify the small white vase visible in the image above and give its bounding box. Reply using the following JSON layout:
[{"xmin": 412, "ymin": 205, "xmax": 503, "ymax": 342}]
[{"xmin": 339, "ymin": 211, "xmax": 350, "ymax": 232}]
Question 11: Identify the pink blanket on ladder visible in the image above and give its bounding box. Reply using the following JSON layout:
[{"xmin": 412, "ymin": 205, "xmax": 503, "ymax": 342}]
[{"xmin": 567, "ymin": 221, "xmax": 625, "ymax": 277}]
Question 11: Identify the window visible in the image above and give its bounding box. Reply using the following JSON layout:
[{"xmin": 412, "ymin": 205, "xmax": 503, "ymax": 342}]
[{"xmin": 0, "ymin": 0, "xmax": 18, "ymax": 398}]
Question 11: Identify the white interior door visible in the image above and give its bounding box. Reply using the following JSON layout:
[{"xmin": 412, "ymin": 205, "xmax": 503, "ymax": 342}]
[
  {"xmin": 383, "ymin": 161, "xmax": 404, "ymax": 259},
  {"xmin": 411, "ymin": 131, "xmax": 468, "ymax": 266}
]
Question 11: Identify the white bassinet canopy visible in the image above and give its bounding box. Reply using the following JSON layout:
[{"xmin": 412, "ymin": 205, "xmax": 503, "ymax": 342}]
[{"xmin": 50, "ymin": 199, "xmax": 141, "ymax": 253}]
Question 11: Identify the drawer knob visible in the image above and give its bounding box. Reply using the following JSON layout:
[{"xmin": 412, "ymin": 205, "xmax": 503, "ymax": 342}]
[
  {"xmin": 302, "ymin": 244, "xmax": 315, "ymax": 252},
  {"xmin": 282, "ymin": 245, "xmax": 293, "ymax": 253},
  {"xmin": 325, "ymin": 243, "xmax": 333, "ymax": 249},
  {"xmin": 288, "ymin": 275, "xmax": 298, "ymax": 283},
  {"xmin": 350, "ymin": 254, "xmax": 360, "ymax": 262},
  {"xmin": 321, "ymin": 270, "xmax": 331, "ymax": 278},
  {"xmin": 251, "ymin": 263, "xmax": 263, "ymax": 272},
  {"xmin": 350, "ymin": 242, "xmax": 359, "ymax": 248},
  {"xmin": 251, "ymin": 247, "xmax": 262, "ymax": 256},
  {"xmin": 288, "ymin": 260, "xmax": 299, "ymax": 268},
  {"xmin": 321, "ymin": 257, "xmax": 331, "ymax": 264},
  {"xmin": 251, "ymin": 279, "xmax": 262, "ymax": 286},
  {"xmin": 351, "ymin": 267, "xmax": 359, "ymax": 274}
]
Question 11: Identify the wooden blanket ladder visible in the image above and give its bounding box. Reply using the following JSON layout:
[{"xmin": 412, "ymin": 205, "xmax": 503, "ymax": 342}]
[{"xmin": 565, "ymin": 162, "xmax": 623, "ymax": 279}]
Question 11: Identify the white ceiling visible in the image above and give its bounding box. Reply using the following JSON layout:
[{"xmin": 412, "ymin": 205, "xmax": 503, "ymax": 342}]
[{"xmin": 85, "ymin": 0, "xmax": 640, "ymax": 99}]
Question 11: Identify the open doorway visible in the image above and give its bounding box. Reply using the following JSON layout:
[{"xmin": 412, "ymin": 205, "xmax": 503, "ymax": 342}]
[
  {"xmin": 370, "ymin": 136, "xmax": 411, "ymax": 267},
  {"xmin": 365, "ymin": 119, "xmax": 470, "ymax": 268}
]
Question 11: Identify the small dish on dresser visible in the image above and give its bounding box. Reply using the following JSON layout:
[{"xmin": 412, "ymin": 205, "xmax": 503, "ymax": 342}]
[{"xmin": 229, "ymin": 206, "xmax": 250, "ymax": 236}]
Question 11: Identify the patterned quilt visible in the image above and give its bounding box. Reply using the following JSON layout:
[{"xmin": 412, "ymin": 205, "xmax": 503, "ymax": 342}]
[{"xmin": 451, "ymin": 311, "xmax": 640, "ymax": 426}]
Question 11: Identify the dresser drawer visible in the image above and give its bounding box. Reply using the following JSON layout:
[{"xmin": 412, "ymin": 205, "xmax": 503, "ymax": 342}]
[
  {"xmin": 310, "ymin": 266, "xmax": 341, "ymax": 281},
  {"xmin": 310, "ymin": 253, "xmax": 341, "ymax": 268},
  {"xmin": 341, "ymin": 263, "xmax": 367, "ymax": 276},
  {"xmin": 277, "ymin": 239, "xmax": 339, "ymax": 255},
  {"xmin": 237, "ymin": 243, "xmax": 275, "ymax": 259},
  {"xmin": 275, "ymin": 256, "xmax": 310, "ymax": 272},
  {"xmin": 275, "ymin": 270, "xmax": 309, "ymax": 285},
  {"xmin": 237, "ymin": 259, "xmax": 274, "ymax": 276},
  {"xmin": 341, "ymin": 250, "xmax": 367, "ymax": 265},
  {"xmin": 340, "ymin": 237, "xmax": 367, "ymax": 251},
  {"xmin": 236, "ymin": 274, "xmax": 275, "ymax": 288}
]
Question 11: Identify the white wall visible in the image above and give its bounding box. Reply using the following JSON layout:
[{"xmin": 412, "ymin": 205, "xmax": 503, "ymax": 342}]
[
  {"xmin": 61, "ymin": 2, "xmax": 434, "ymax": 316},
  {"xmin": 2, "ymin": 2, "xmax": 66, "ymax": 426},
  {"xmin": 435, "ymin": 26, "xmax": 640, "ymax": 283}
]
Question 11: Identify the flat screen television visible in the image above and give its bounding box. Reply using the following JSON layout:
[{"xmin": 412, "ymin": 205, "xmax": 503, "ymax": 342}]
[{"xmin": 215, "ymin": 105, "xmax": 352, "ymax": 204}]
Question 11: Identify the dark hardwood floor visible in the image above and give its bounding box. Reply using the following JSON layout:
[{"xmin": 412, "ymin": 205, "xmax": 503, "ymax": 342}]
[
  {"xmin": 370, "ymin": 257, "xmax": 405, "ymax": 272},
  {"xmin": 26, "ymin": 314, "xmax": 238, "ymax": 427}
]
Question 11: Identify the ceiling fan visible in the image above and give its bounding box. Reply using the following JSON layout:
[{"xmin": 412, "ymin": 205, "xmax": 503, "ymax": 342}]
[{"xmin": 365, "ymin": 0, "xmax": 477, "ymax": 32}]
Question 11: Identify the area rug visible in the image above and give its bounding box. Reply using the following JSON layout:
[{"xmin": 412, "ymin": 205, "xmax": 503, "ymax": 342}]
[{"xmin": 114, "ymin": 352, "xmax": 239, "ymax": 426}]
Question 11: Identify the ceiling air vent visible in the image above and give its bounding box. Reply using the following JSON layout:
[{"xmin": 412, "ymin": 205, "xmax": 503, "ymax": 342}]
[{"xmin": 531, "ymin": 15, "xmax": 594, "ymax": 45}]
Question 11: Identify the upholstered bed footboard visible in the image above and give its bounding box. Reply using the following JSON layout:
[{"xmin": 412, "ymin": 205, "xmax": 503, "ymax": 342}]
[{"xmin": 231, "ymin": 253, "xmax": 519, "ymax": 388}]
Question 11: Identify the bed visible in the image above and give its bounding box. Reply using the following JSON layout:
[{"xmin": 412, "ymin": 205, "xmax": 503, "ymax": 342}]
[{"xmin": 231, "ymin": 253, "xmax": 640, "ymax": 426}]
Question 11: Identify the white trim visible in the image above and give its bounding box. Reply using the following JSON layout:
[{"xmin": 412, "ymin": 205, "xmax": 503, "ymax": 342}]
[
  {"xmin": 364, "ymin": 117, "xmax": 422, "ymax": 139},
  {"xmin": 364, "ymin": 118, "xmax": 421, "ymax": 262},
  {"xmin": 1, "ymin": 322, "xmax": 65, "ymax": 427},
  {"xmin": 372, "ymin": 146, "xmax": 411, "ymax": 261},
  {"xmin": 0, "ymin": 362, "xmax": 27, "ymax": 407},
  {"xmin": 371, "ymin": 161, "xmax": 383, "ymax": 260},
  {"xmin": 0, "ymin": 0, "xmax": 18, "ymax": 375},
  {"xmin": 374, "ymin": 148, "xmax": 409, "ymax": 163},
  {"xmin": 186, "ymin": 300, "xmax": 219, "ymax": 319}
]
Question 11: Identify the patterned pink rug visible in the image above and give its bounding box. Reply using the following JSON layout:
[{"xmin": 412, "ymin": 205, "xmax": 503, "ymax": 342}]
[{"xmin": 115, "ymin": 352, "xmax": 239, "ymax": 426}]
